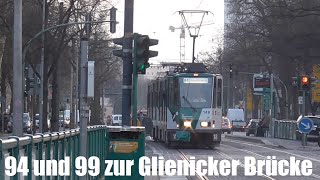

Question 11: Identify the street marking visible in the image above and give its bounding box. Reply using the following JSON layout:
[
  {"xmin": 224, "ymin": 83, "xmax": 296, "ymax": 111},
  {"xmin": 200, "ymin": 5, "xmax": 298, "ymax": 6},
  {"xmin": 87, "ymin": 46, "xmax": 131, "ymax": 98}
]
[
  {"xmin": 215, "ymin": 151, "xmax": 277, "ymax": 180},
  {"xmin": 224, "ymin": 139, "xmax": 320, "ymax": 163},
  {"xmin": 222, "ymin": 140, "xmax": 320, "ymax": 179}
]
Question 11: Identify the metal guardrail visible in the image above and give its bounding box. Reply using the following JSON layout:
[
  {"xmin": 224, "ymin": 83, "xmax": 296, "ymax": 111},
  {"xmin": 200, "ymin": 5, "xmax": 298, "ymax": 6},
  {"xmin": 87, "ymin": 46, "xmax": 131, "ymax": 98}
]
[
  {"xmin": 0, "ymin": 125, "xmax": 108, "ymax": 180},
  {"xmin": 273, "ymin": 119, "xmax": 297, "ymax": 140}
]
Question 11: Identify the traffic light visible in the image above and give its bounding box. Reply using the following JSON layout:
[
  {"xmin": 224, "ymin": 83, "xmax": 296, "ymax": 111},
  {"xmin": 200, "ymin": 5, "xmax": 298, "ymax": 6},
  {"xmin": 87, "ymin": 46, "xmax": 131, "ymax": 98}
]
[
  {"xmin": 310, "ymin": 76, "xmax": 317, "ymax": 88},
  {"xmin": 24, "ymin": 77, "xmax": 30, "ymax": 97},
  {"xmin": 292, "ymin": 76, "xmax": 299, "ymax": 87},
  {"xmin": 112, "ymin": 37, "xmax": 124, "ymax": 57},
  {"xmin": 300, "ymin": 75, "xmax": 310, "ymax": 90},
  {"xmin": 133, "ymin": 33, "xmax": 158, "ymax": 74},
  {"xmin": 229, "ymin": 63, "xmax": 233, "ymax": 78},
  {"xmin": 109, "ymin": 7, "xmax": 117, "ymax": 33}
]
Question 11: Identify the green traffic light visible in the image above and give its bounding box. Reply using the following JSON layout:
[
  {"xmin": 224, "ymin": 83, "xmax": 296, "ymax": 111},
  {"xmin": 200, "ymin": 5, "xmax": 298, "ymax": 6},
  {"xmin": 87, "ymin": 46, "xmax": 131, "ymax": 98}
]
[{"xmin": 139, "ymin": 64, "xmax": 145, "ymax": 70}]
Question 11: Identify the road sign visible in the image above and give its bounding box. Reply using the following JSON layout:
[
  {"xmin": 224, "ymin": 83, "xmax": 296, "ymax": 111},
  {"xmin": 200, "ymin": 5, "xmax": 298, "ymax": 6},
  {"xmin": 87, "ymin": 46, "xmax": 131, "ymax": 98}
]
[
  {"xmin": 253, "ymin": 74, "xmax": 270, "ymax": 92},
  {"xmin": 298, "ymin": 117, "xmax": 314, "ymax": 134}
]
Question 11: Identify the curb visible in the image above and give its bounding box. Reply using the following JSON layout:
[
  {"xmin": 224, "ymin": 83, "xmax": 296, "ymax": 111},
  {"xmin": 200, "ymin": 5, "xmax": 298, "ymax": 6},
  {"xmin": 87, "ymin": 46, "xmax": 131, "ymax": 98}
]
[
  {"xmin": 224, "ymin": 135, "xmax": 268, "ymax": 145},
  {"xmin": 224, "ymin": 135, "xmax": 320, "ymax": 150}
]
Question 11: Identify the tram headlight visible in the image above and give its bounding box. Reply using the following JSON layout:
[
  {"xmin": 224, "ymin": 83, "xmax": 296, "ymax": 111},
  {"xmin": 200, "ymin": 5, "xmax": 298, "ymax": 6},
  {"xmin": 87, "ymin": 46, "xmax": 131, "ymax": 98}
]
[
  {"xmin": 183, "ymin": 121, "xmax": 192, "ymax": 128},
  {"xmin": 200, "ymin": 121, "xmax": 208, "ymax": 127}
]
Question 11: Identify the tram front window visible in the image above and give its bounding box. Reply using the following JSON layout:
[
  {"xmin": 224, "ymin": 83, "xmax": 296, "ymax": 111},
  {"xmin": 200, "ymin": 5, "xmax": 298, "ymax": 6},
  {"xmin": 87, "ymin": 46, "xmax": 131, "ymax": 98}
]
[{"xmin": 179, "ymin": 77, "xmax": 213, "ymax": 108}]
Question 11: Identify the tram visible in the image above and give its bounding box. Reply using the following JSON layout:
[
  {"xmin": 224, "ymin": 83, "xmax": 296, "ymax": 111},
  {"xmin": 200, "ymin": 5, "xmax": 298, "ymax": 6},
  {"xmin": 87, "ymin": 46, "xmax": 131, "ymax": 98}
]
[{"xmin": 147, "ymin": 63, "xmax": 223, "ymax": 147}]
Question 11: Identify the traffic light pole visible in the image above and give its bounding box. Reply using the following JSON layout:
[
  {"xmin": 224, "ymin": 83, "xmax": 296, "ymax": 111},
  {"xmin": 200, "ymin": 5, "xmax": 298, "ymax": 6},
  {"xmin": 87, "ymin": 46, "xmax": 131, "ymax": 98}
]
[
  {"xmin": 13, "ymin": 0, "xmax": 23, "ymax": 137},
  {"xmin": 302, "ymin": 90, "xmax": 306, "ymax": 116},
  {"xmin": 122, "ymin": 0, "xmax": 134, "ymax": 126},
  {"xmin": 132, "ymin": 35, "xmax": 137, "ymax": 125}
]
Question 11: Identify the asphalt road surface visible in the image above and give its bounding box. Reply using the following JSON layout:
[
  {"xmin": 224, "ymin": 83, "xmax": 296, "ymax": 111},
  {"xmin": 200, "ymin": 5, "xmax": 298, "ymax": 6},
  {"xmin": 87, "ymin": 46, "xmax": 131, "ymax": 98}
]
[{"xmin": 145, "ymin": 135, "xmax": 320, "ymax": 180}]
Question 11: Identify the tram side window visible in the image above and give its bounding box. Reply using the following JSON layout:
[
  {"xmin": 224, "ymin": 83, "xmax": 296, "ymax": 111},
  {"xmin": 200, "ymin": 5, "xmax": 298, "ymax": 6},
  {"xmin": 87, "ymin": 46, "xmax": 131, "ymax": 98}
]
[
  {"xmin": 169, "ymin": 79, "xmax": 174, "ymax": 106},
  {"xmin": 174, "ymin": 78, "xmax": 179, "ymax": 108},
  {"xmin": 217, "ymin": 78, "xmax": 222, "ymax": 108},
  {"xmin": 212, "ymin": 77, "xmax": 216, "ymax": 108}
]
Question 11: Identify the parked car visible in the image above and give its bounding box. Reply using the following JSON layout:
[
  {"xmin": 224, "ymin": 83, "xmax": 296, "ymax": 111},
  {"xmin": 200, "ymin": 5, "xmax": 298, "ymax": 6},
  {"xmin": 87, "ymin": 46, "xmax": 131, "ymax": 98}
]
[
  {"xmin": 296, "ymin": 115, "xmax": 320, "ymax": 142},
  {"xmin": 23, "ymin": 113, "xmax": 32, "ymax": 134},
  {"xmin": 221, "ymin": 117, "xmax": 231, "ymax": 134},
  {"xmin": 7, "ymin": 113, "xmax": 32, "ymax": 134},
  {"xmin": 245, "ymin": 119, "xmax": 260, "ymax": 136},
  {"xmin": 227, "ymin": 109, "xmax": 246, "ymax": 131},
  {"xmin": 112, "ymin": 114, "xmax": 122, "ymax": 126},
  {"xmin": 34, "ymin": 114, "xmax": 40, "ymax": 128}
]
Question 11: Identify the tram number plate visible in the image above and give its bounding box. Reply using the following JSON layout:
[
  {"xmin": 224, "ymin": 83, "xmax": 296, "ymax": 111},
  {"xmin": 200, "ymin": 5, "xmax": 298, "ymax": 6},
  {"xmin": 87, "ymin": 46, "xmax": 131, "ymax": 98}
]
[{"xmin": 213, "ymin": 134, "xmax": 218, "ymax": 140}]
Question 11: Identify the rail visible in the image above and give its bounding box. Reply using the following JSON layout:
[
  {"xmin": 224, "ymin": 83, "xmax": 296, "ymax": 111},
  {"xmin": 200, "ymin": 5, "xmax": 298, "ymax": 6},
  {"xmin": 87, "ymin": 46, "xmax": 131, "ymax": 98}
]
[
  {"xmin": 273, "ymin": 119, "xmax": 297, "ymax": 140},
  {"xmin": 0, "ymin": 125, "xmax": 108, "ymax": 180}
]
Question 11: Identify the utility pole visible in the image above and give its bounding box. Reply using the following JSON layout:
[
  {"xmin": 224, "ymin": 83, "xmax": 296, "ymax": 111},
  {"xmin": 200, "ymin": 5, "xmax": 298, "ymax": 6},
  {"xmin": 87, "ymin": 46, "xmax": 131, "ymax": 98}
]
[
  {"xmin": 270, "ymin": 73, "xmax": 274, "ymax": 137},
  {"xmin": 227, "ymin": 63, "xmax": 232, "ymax": 111},
  {"xmin": 13, "ymin": 0, "xmax": 23, "ymax": 137},
  {"xmin": 79, "ymin": 15, "xmax": 90, "ymax": 180},
  {"xmin": 79, "ymin": 37, "xmax": 89, "ymax": 180},
  {"xmin": 39, "ymin": 0, "xmax": 46, "ymax": 133},
  {"xmin": 70, "ymin": 39, "xmax": 75, "ymax": 129},
  {"xmin": 122, "ymin": 0, "xmax": 134, "ymax": 126}
]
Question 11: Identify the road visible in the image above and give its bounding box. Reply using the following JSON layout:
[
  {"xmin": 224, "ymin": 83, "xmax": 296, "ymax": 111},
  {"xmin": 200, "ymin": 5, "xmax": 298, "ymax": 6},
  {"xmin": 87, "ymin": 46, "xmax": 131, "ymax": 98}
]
[{"xmin": 145, "ymin": 134, "xmax": 320, "ymax": 180}]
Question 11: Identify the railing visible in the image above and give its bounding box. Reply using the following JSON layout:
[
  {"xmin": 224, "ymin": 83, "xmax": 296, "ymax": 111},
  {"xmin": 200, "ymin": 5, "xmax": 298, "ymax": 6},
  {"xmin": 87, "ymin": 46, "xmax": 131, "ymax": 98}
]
[
  {"xmin": 273, "ymin": 119, "xmax": 297, "ymax": 140},
  {"xmin": 0, "ymin": 125, "xmax": 108, "ymax": 180}
]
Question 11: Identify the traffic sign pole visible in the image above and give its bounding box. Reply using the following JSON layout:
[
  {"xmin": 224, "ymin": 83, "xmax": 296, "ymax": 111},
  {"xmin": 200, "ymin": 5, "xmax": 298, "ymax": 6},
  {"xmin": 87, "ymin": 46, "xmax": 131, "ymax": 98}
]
[
  {"xmin": 302, "ymin": 91, "xmax": 306, "ymax": 116},
  {"xmin": 297, "ymin": 117, "xmax": 314, "ymax": 147}
]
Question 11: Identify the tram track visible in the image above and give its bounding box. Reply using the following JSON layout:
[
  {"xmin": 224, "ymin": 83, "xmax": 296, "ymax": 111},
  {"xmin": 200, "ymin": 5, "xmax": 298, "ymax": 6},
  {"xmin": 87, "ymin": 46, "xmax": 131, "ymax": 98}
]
[
  {"xmin": 177, "ymin": 149, "xmax": 210, "ymax": 180},
  {"xmin": 147, "ymin": 140, "xmax": 320, "ymax": 179},
  {"xmin": 177, "ymin": 147, "xmax": 276, "ymax": 180}
]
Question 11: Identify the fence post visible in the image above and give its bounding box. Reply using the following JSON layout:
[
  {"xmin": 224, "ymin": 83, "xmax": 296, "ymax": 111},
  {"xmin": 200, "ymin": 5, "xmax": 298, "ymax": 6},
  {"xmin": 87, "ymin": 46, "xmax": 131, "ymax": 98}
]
[
  {"xmin": 60, "ymin": 132, "xmax": 65, "ymax": 180},
  {"xmin": 45, "ymin": 134, "xmax": 52, "ymax": 179},
  {"xmin": 8, "ymin": 136, "xmax": 20, "ymax": 180},
  {"xmin": 25, "ymin": 135, "xmax": 33, "ymax": 180}
]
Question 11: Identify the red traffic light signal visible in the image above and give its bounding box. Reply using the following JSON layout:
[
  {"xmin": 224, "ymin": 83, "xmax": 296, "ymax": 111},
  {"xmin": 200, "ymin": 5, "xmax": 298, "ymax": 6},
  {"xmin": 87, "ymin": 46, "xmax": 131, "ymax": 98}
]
[
  {"xmin": 300, "ymin": 76, "xmax": 310, "ymax": 90},
  {"xmin": 301, "ymin": 76, "xmax": 309, "ymax": 84}
]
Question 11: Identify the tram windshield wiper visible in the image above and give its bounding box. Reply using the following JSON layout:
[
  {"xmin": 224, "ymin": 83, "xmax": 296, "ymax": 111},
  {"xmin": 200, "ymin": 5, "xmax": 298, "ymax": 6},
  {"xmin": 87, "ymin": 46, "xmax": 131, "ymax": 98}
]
[{"xmin": 182, "ymin": 96, "xmax": 197, "ymax": 112}]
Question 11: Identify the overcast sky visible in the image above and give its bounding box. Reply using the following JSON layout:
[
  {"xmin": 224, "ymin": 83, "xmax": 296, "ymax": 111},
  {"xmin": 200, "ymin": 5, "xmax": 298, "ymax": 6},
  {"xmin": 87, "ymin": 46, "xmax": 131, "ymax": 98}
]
[{"xmin": 111, "ymin": 0, "xmax": 224, "ymax": 64}]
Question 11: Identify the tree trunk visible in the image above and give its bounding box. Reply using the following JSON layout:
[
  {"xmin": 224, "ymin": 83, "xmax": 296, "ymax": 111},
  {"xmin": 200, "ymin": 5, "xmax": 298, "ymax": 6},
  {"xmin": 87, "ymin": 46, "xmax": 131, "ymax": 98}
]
[{"xmin": 51, "ymin": 60, "xmax": 59, "ymax": 132}]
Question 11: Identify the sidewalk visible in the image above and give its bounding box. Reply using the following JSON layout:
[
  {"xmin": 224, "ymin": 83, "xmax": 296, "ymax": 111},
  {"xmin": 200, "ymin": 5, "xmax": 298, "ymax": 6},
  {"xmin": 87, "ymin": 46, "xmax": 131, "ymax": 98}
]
[{"xmin": 225, "ymin": 132, "xmax": 319, "ymax": 151}]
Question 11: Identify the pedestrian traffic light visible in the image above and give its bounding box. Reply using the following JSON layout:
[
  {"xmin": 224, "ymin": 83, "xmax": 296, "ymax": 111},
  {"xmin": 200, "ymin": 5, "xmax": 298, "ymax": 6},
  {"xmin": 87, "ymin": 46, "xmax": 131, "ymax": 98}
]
[
  {"xmin": 112, "ymin": 37, "xmax": 124, "ymax": 57},
  {"xmin": 109, "ymin": 7, "xmax": 117, "ymax": 33},
  {"xmin": 133, "ymin": 33, "xmax": 158, "ymax": 74},
  {"xmin": 300, "ymin": 75, "xmax": 310, "ymax": 90}
]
